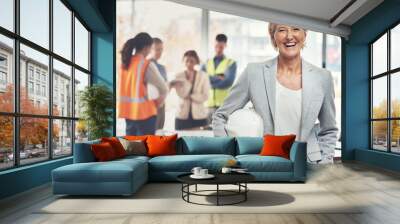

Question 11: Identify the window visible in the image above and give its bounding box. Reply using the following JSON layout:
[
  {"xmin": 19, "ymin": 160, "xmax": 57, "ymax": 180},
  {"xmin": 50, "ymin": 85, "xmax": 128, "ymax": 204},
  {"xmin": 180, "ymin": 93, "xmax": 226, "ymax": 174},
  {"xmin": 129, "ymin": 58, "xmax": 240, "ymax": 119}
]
[
  {"xmin": 0, "ymin": 116, "xmax": 13, "ymax": 170},
  {"xmin": 28, "ymin": 67, "xmax": 34, "ymax": 80},
  {"xmin": 53, "ymin": 119, "xmax": 72, "ymax": 158},
  {"xmin": 35, "ymin": 70, "xmax": 41, "ymax": 81},
  {"xmin": 28, "ymin": 81, "xmax": 34, "ymax": 94},
  {"xmin": 370, "ymin": 23, "xmax": 400, "ymax": 153},
  {"xmin": 0, "ymin": 54, "xmax": 8, "ymax": 88},
  {"xmin": 0, "ymin": 1, "xmax": 91, "ymax": 170},
  {"xmin": 209, "ymin": 12, "xmax": 273, "ymax": 74},
  {"xmin": 53, "ymin": 0, "xmax": 72, "ymax": 60},
  {"xmin": 74, "ymin": 69, "xmax": 89, "ymax": 119},
  {"xmin": 75, "ymin": 18, "xmax": 89, "ymax": 70},
  {"xmin": 0, "ymin": 71, "xmax": 6, "ymax": 85},
  {"xmin": 41, "ymin": 85, "xmax": 46, "ymax": 97},
  {"xmin": 391, "ymin": 24, "xmax": 400, "ymax": 70},
  {"xmin": 53, "ymin": 59, "xmax": 72, "ymax": 117},
  {"xmin": 0, "ymin": 34, "xmax": 13, "ymax": 113},
  {"xmin": 0, "ymin": 54, "xmax": 7, "ymax": 67},
  {"xmin": 41, "ymin": 73, "xmax": 46, "ymax": 83},
  {"xmin": 20, "ymin": 0, "xmax": 49, "ymax": 49},
  {"xmin": 0, "ymin": 0, "xmax": 14, "ymax": 31},
  {"xmin": 35, "ymin": 84, "xmax": 40, "ymax": 95}
]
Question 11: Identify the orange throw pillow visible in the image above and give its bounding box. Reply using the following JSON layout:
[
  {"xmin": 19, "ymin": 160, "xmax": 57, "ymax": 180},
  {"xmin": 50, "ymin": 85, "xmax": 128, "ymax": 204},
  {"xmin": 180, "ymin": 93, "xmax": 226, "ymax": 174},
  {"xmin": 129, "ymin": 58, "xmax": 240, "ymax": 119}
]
[
  {"xmin": 260, "ymin": 134, "xmax": 296, "ymax": 159},
  {"xmin": 146, "ymin": 134, "xmax": 178, "ymax": 157},
  {"xmin": 101, "ymin": 137, "xmax": 126, "ymax": 158},
  {"xmin": 91, "ymin": 142, "xmax": 117, "ymax": 162}
]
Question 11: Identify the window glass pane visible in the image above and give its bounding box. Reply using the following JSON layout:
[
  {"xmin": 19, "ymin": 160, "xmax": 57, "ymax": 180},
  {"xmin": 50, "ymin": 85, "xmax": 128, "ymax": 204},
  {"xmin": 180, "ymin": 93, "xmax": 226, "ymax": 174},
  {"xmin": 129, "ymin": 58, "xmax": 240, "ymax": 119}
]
[
  {"xmin": 74, "ymin": 69, "xmax": 89, "ymax": 118},
  {"xmin": 0, "ymin": 34, "xmax": 14, "ymax": 112},
  {"xmin": 0, "ymin": 116, "xmax": 13, "ymax": 170},
  {"xmin": 372, "ymin": 121, "xmax": 388, "ymax": 151},
  {"xmin": 53, "ymin": 0, "xmax": 72, "ymax": 60},
  {"xmin": 20, "ymin": 0, "xmax": 49, "ymax": 49},
  {"xmin": 372, "ymin": 33, "xmax": 387, "ymax": 76},
  {"xmin": 53, "ymin": 119, "xmax": 72, "ymax": 157},
  {"xmin": 301, "ymin": 31, "xmax": 323, "ymax": 67},
  {"xmin": 209, "ymin": 11, "xmax": 272, "ymax": 75},
  {"xmin": 20, "ymin": 117, "xmax": 49, "ymax": 165},
  {"xmin": 391, "ymin": 24, "xmax": 400, "ymax": 70},
  {"xmin": 0, "ymin": 0, "xmax": 14, "ymax": 31},
  {"xmin": 53, "ymin": 59, "xmax": 72, "ymax": 117},
  {"xmin": 75, "ymin": 18, "xmax": 89, "ymax": 69},
  {"xmin": 372, "ymin": 77, "xmax": 387, "ymax": 119},
  {"xmin": 391, "ymin": 120, "xmax": 400, "ymax": 153},
  {"xmin": 326, "ymin": 34, "xmax": 342, "ymax": 145},
  {"xmin": 75, "ymin": 120, "xmax": 88, "ymax": 143},
  {"xmin": 20, "ymin": 44, "xmax": 49, "ymax": 115},
  {"xmin": 391, "ymin": 72, "xmax": 400, "ymax": 118}
]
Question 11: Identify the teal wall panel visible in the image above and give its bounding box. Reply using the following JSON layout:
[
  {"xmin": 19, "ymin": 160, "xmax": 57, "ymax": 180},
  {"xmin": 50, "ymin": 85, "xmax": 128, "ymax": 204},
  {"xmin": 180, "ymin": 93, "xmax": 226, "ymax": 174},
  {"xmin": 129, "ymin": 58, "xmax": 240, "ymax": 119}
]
[
  {"xmin": 0, "ymin": 158, "xmax": 72, "ymax": 199},
  {"xmin": 355, "ymin": 149, "xmax": 400, "ymax": 172}
]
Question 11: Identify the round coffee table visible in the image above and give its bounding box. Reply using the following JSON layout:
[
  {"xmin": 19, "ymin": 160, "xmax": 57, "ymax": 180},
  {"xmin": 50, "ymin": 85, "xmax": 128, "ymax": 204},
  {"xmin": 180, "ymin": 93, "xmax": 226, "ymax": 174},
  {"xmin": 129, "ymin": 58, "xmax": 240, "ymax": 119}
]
[{"xmin": 177, "ymin": 173, "xmax": 255, "ymax": 206}]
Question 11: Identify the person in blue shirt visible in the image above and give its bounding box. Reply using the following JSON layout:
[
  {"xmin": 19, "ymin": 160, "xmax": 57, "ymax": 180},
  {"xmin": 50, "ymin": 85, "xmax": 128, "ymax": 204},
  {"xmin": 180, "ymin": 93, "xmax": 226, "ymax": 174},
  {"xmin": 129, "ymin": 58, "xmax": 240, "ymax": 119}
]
[
  {"xmin": 202, "ymin": 34, "xmax": 237, "ymax": 127},
  {"xmin": 150, "ymin": 37, "xmax": 168, "ymax": 131}
]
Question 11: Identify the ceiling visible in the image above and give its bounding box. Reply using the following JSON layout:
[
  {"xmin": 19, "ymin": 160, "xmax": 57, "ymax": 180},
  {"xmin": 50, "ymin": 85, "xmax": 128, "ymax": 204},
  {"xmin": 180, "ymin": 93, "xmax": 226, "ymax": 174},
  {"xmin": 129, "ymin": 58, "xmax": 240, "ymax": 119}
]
[{"xmin": 167, "ymin": 0, "xmax": 384, "ymax": 38}]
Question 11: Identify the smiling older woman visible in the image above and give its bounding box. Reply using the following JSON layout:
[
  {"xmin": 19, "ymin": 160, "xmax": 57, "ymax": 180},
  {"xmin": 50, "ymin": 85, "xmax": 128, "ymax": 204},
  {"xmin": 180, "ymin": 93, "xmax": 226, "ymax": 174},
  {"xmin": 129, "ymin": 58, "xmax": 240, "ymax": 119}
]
[{"xmin": 212, "ymin": 23, "xmax": 338, "ymax": 164}]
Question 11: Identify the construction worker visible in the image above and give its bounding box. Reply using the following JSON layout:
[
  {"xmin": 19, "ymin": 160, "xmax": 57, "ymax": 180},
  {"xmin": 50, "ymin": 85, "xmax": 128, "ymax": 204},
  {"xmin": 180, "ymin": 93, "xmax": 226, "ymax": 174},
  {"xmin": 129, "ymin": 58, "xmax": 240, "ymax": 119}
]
[
  {"xmin": 202, "ymin": 34, "xmax": 237, "ymax": 127},
  {"xmin": 118, "ymin": 32, "xmax": 168, "ymax": 135}
]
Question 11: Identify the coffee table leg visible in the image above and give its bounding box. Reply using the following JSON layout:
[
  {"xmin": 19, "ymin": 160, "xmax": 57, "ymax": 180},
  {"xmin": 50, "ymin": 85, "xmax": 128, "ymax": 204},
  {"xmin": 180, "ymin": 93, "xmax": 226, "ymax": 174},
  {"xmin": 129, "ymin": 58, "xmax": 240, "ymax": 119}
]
[
  {"xmin": 217, "ymin": 184, "xmax": 219, "ymax": 206},
  {"xmin": 245, "ymin": 183, "xmax": 247, "ymax": 201}
]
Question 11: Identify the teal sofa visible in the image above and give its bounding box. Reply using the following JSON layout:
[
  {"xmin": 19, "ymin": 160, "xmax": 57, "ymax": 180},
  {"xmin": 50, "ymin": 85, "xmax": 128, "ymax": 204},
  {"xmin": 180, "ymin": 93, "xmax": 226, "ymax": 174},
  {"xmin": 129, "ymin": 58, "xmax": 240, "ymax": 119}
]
[{"xmin": 52, "ymin": 136, "xmax": 306, "ymax": 196}]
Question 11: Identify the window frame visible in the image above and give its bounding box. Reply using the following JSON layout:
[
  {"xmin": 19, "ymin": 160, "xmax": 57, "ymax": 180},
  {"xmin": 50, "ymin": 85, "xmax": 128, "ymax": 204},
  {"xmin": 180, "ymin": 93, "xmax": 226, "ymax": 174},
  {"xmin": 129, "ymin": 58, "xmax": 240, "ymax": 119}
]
[
  {"xmin": 370, "ymin": 20, "xmax": 400, "ymax": 154},
  {"xmin": 0, "ymin": 0, "xmax": 92, "ymax": 171}
]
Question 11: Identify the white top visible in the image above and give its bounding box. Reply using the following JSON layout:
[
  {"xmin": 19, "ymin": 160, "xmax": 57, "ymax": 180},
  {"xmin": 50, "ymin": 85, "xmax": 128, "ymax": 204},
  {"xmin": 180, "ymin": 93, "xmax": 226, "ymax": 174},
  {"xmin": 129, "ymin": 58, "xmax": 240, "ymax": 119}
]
[{"xmin": 274, "ymin": 79, "xmax": 302, "ymax": 140}]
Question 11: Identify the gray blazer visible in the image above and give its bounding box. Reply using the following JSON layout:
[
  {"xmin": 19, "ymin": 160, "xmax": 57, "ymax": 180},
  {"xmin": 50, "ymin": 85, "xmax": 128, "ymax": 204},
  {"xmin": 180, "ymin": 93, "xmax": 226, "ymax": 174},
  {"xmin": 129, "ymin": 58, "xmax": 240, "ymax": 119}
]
[{"xmin": 212, "ymin": 57, "xmax": 338, "ymax": 162}]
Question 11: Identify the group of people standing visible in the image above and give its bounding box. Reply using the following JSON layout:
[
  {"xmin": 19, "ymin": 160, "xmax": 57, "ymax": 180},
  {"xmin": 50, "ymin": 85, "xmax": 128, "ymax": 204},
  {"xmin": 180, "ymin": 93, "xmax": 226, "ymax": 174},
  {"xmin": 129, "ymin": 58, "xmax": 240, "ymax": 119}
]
[
  {"xmin": 118, "ymin": 23, "xmax": 339, "ymax": 164},
  {"xmin": 118, "ymin": 33, "xmax": 235, "ymax": 135}
]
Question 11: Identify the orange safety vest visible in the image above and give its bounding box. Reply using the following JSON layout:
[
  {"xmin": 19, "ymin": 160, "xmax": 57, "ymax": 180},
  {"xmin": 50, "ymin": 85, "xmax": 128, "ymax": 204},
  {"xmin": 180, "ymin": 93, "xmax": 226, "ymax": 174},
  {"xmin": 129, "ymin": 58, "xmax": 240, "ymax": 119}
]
[{"xmin": 117, "ymin": 55, "xmax": 157, "ymax": 120}]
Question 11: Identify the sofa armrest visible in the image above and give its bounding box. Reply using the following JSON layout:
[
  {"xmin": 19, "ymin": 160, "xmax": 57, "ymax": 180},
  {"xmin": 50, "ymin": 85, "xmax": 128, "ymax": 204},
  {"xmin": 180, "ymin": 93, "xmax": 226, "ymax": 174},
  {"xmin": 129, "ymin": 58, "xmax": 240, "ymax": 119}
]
[
  {"xmin": 289, "ymin": 141, "xmax": 307, "ymax": 181},
  {"xmin": 73, "ymin": 140, "xmax": 100, "ymax": 163}
]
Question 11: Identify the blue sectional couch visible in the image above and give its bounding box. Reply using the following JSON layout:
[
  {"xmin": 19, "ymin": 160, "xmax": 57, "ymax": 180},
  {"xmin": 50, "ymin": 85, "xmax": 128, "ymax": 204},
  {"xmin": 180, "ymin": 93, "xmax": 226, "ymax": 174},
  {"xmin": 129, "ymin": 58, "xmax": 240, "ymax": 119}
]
[{"xmin": 52, "ymin": 136, "xmax": 307, "ymax": 196}]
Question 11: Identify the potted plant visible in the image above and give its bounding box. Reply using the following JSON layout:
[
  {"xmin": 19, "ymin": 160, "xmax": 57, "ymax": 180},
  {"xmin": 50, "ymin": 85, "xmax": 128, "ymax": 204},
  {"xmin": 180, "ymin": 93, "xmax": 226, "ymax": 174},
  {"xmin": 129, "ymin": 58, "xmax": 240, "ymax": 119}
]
[{"xmin": 79, "ymin": 84, "xmax": 114, "ymax": 140}]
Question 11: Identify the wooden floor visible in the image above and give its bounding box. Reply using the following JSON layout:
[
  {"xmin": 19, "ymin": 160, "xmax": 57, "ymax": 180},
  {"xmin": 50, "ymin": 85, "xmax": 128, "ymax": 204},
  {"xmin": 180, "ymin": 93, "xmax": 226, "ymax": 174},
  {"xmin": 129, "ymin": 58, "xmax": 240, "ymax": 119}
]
[{"xmin": 1, "ymin": 161, "xmax": 400, "ymax": 224}]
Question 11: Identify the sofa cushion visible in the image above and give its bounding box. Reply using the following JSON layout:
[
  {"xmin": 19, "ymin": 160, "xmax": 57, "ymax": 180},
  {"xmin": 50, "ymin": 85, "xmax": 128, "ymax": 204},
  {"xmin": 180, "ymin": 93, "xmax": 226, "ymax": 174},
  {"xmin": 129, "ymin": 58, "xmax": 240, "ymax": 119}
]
[
  {"xmin": 119, "ymin": 138, "xmax": 147, "ymax": 156},
  {"xmin": 149, "ymin": 154, "xmax": 235, "ymax": 172},
  {"xmin": 147, "ymin": 134, "xmax": 178, "ymax": 157},
  {"xmin": 177, "ymin": 136, "xmax": 235, "ymax": 155},
  {"xmin": 91, "ymin": 142, "xmax": 118, "ymax": 161},
  {"xmin": 53, "ymin": 157, "xmax": 148, "ymax": 183},
  {"xmin": 260, "ymin": 134, "xmax": 296, "ymax": 159},
  {"xmin": 236, "ymin": 155, "xmax": 293, "ymax": 172},
  {"xmin": 101, "ymin": 137, "xmax": 127, "ymax": 158},
  {"xmin": 235, "ymin": 137, "xmax": 263, "ymax": 155}
]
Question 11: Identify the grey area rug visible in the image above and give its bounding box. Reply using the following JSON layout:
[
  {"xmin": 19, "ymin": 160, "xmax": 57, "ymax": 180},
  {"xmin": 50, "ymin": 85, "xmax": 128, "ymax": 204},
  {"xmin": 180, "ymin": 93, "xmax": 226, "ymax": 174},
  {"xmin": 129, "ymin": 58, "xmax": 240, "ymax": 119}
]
[{"xmin": 37, "ymin": 183, "xmax": 362, "ymax": 214}]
